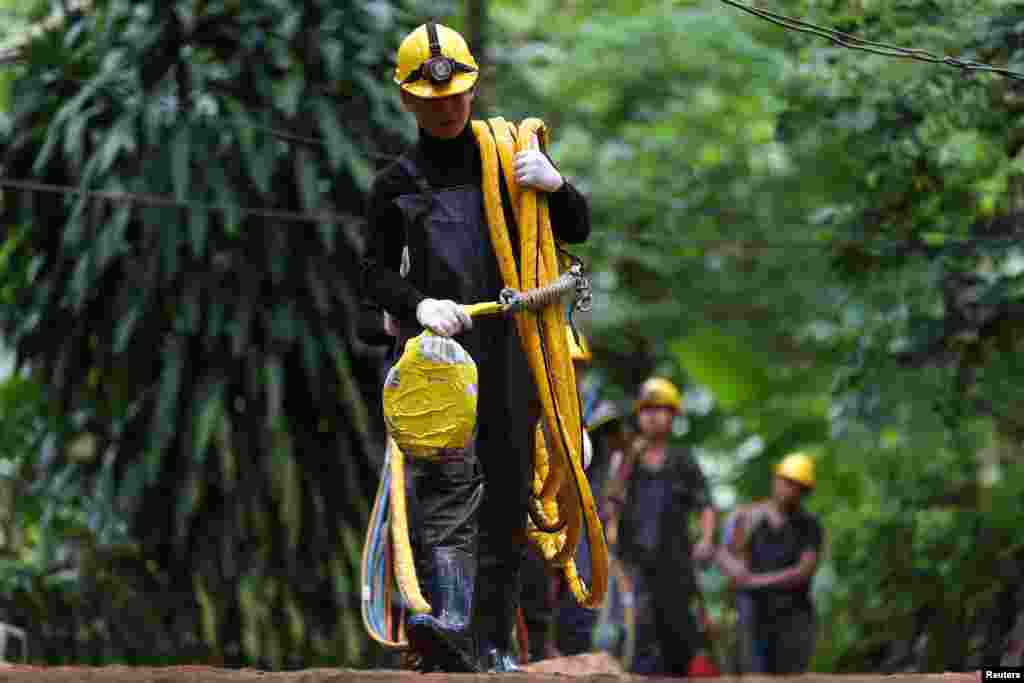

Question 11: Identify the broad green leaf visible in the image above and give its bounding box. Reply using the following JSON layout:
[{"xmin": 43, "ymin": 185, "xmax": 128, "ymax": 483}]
[
  {"xmin": 92, "ymin": 113, "xmax": 137, "ymax": 179},
  {"xmin": 178, "ymin": 279, "xmax": 201, "ymax": 334},
  {"xmin": 113, "ymin": 303, "xmax": 142, "ymax": 354},
  {"xmin": 93, "ymin": 202, "xmax": 131, "ymax": 273},
  {"xmin": 294, "ymin": 146, "xmax": 319, "ymax": 211},
  {"xmin": 151, "ymin": 338, "xmax": 184, "ymax": 449},
  {"xmin": 171, "ymin": 125, "xmax": 191, "ymax": 201},
  {"xmin": 265, "ymin": 354, "xmax": 284, "ymax": 431},
  {"xmin": 270, "ymin": 441, "xmax": 301, "ymax": 550},
  {"xmin": 275, "ymin": 71, "xmax": 305, "ymax": 118},
  {"xmin": 63, "ymin": 103, "xmax": 100, "ymax": 170},
  {"xmin": 671, "ymin": 327, "xmax": 773, "ymax": 411},
  {"xmin": 189, "ymin": 206, "xmax": 209, "ymax": 259},
  {"xmin": 193, "ymin": 377, "xmax": 225, "ymax": 462},
  {"xmin": 314, "ymin": 97, "xmax": 348, "ymax": 172}
]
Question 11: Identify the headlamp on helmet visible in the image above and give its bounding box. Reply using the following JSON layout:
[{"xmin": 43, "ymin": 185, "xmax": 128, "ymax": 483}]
[{"xmin": 401, "ymin": 21, "xmax": 477, "ymax": 87}]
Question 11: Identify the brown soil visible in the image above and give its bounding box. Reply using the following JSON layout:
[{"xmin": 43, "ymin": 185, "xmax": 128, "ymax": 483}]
[{"xmin": 0, "ymin": 655, "xmax": 984, "ymax": 683}]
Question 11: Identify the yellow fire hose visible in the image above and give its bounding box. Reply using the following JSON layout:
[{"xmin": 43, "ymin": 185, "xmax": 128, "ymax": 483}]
[
  {"xmin": 361, "ymin": 118, "xmax": 608, "ymax": 651},
  {"xmin": 473, "ymin": 117, "xmax": 608, "ymax": 609}
]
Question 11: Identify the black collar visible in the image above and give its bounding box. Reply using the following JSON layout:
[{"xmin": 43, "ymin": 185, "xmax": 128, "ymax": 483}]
[{"xmin": 417, "ymin": 123, "xmax": 475, "ymax": 161}]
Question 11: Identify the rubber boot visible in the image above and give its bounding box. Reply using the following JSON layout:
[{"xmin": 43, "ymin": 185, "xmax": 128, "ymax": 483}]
[
  {"xmin": 475, "ymin": 559, "xmax": 524, "ymax": 672},
  {"xmin": 406, "ymin": 547, "xmax": 480, "ymax": 673}
]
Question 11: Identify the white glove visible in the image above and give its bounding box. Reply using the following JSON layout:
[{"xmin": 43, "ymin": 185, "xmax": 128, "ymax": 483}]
[
  {"xmin": 416, "ymin": 298, "xmax": 472, "ymax": 338},
  {"xmin": 514, "ymin": 137, "xmax": 564, "ymax": 193},
  {"xmin": 582, "ymin": 430, "xmax": 594, "ymax": 471}
]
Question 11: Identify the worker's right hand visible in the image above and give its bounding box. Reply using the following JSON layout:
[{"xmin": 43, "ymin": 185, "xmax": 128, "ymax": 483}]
[{"xmin": 416, "ymin": 298, "xmax": 472, "ymax": 337}]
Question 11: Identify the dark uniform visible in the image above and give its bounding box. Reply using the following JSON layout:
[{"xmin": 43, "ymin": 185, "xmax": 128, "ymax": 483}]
[
  {"xmin": 741, "ymin": 506, "xmax": 823, "ymax": 674},
  {"xmin": 361, "ymin": 123, "xmax": 590, "ymax": 670},
  {"xmin": 610, "ymin": 444, "xmax": 712, "ymax": 675}
]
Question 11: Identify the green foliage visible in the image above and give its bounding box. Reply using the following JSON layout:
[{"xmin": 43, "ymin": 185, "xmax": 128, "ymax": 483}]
[
  {"xmin": 492, "ymin": 0, "xmax": 1024, "ymax": 671},
  {"xmin": 0, "ymin": 0, "xmax": 418, "ymax": 667},
  {"xmin": 1, "ymin": 0, "xmax": 1022, "ymax": 670}
]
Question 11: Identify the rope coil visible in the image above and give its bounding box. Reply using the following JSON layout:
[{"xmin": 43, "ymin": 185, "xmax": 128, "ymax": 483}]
[{"xmin": 500, "ymin": 262, "xmax": 591, "ymax": 314}]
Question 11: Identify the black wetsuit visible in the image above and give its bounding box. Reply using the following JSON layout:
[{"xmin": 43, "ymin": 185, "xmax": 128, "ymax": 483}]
[{"xmin": 362, "ymin": 123, "xmax": 590, "ymax": 666}]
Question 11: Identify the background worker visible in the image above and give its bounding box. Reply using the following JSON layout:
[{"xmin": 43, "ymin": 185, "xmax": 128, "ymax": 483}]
[
  {"xmin": 360, "ymin": 22, "xmax": 591, "ymax": 673},
  {"xmin": 716, "ymin": 452, "xmax": 824, "ymax": 675},
  {"xmin": 603, "ymin": 377, "xmax": 717, "ymax": 676}
]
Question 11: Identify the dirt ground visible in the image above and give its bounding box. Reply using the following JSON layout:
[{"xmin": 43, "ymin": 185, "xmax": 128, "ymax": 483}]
[{"xmin": 0, "ymin": 653, "xmax": 984, "ymax": 683}]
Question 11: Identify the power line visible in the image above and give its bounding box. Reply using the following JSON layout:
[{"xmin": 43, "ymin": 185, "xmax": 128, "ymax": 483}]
[
  {"xmin": 3, "ymin": 177, "xmax": 1022, "ymax": 252},
  {"xmin": 0, "ymin": 178, "xmax": 357, "ymax": 225},
  {"xmin": 717, "ymin": 0, "xmax": 1024, "ymax": 82}
]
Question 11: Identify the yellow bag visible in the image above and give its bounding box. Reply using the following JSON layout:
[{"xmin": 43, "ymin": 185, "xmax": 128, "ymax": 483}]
[{"xmin": 383, "ymin": 332, "xmax": 479, "ymax": 460}]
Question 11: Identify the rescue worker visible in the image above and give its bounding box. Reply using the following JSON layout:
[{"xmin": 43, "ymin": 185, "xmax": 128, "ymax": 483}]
[
  {"xmin": 360, "ymin": 22, "xmax": 591, "ymax": 673},
  {"xmin": 716, "ymin": 452, "xmax": 823, "ymax": 675},
  {"xmin": 603, "ymin": 377, "xmax": 717, "ymax": 676}
]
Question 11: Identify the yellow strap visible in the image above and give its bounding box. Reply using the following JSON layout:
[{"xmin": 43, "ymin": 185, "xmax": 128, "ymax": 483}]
[
  {"xmin": 388, "ymin": 437, "xmax": 431, "ymax": 615},
  {"xmin": 462, "ymin": 301, "xmax": 505, "ymax": 318}
]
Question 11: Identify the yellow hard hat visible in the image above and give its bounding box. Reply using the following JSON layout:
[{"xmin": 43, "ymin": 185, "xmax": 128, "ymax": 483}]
[
  {"xmin": 775, "ymin": 451, "xmax": 815, "ymax": 489},
  {"xmin": 634, "ymin": 377, "xmax": 682, "ymax": 414},
  {"xmin": 383, "ymin": 332, "xmax": 478, "ymax": 459},
  {"xmin": 394, "ymin": 22, "xmax": 479, "ymax": 99},
  {"xmin": 566, "ymin": 326, "xmax": 592, "ymax": 364}
]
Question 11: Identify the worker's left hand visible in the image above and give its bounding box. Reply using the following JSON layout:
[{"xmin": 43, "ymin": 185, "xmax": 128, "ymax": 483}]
[
  {"xmin": 693, "ymin": 539, "xmax": 715, "ymax": 564},
  {"xmin": 514, "ymin": 137, "xmax": 564, "ymax": 192}
]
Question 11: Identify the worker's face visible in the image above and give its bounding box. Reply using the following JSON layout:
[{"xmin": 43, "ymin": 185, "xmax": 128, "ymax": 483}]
[
  {"xmin": 401, "ymin": 88, "xmax": 476, "ymax": 139},
  {"xmin": 637, "ymin": 405, "xmax": 674, "ymax": 437},
  {"xmin": 773, "ymin": 476, "xmax": 806, "ymax": 508}
]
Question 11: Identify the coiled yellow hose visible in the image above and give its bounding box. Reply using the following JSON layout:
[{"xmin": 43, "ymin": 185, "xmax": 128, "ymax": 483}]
[{"xmin": 472, "ymin": 117, "xmax": 608, "ymax": 609}]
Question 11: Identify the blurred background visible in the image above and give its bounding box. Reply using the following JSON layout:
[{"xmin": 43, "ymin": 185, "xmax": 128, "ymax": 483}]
[{"xmin": 0, "ymin": 0, "xmax": 1023, "ymax": 672}]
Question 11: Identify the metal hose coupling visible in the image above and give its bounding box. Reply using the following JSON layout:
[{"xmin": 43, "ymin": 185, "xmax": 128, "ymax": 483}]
[{"xmin": 500, "ymin": 261, "xmax": 592, "ymax": 314}]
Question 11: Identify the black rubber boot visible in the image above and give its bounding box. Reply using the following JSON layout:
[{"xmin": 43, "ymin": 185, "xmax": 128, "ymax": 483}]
[
  {"xmin": 476, "ymin": 606, "xmax": 522, "ymax": 672},
  {"xmin": 475, "ymin": 557, "xmax": 524, "ymax": 673},
  {"xmin": 478, "ymin": 643, "xmax": 521, "ymax": 673},
  {"xmin": 406, "ymin": 547, "xmax": 480, "ymax": 673}
]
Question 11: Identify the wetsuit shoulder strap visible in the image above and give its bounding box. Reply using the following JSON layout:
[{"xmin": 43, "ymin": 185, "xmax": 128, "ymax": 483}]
[{"xmin": 396, "ymin": 150, "xmax": 433, "ymax": 198}]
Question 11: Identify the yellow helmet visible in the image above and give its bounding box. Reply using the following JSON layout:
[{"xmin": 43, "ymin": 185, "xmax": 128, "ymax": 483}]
[
  {"xmin": 383, "ymin": 332, "xmax": 478, "ymax": 460},
  {"xmin": 635, "ymin": 377, "xmax": 682, "ymax": 414},
  {"xmin": 775, "ymin": 451, "xmax": 815, "ymax": 489},
  {"xmin": 394, "ymin": 22, "xmax": 479, "ymax": 99},
  {"xmin": 566, "ymin": 326, "xmax": 592, "ymax": 364}
]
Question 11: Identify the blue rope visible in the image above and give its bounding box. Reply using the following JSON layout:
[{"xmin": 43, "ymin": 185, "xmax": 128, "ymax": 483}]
[
  {"xmin": 363, "ymin": 449, "xmax": 403, "ymax": 645},
  {"xmin": 582, "ymin": 382, "xmax": 603, "ymax": 426}
]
